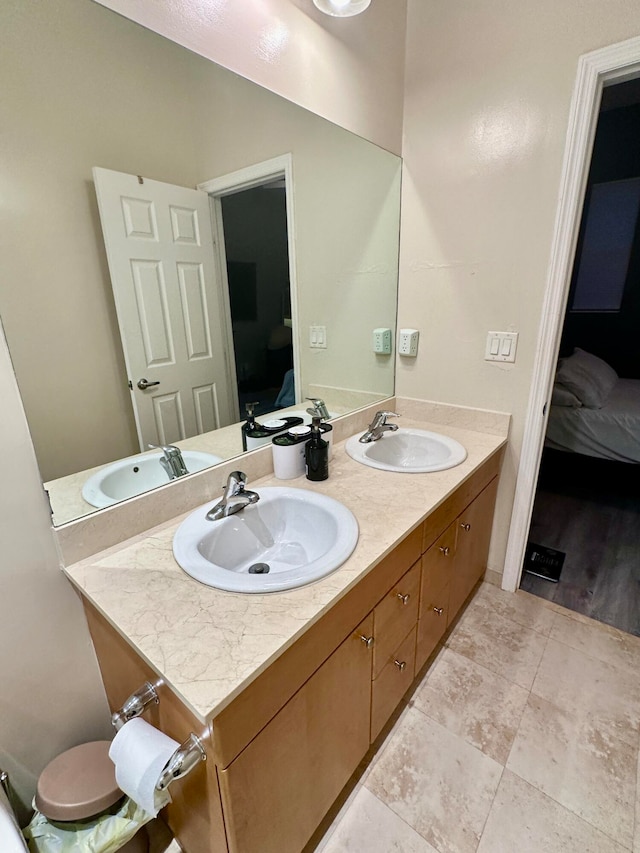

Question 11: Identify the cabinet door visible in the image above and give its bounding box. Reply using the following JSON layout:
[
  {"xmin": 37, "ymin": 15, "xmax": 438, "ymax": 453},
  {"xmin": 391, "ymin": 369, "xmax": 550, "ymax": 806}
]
[
  {"xmin": 219, "ymin": 615, "xmax": 374, "ymax": 853},
  {"xmin": 415, "ymin": 524, "xmax": 455, "ymax": 672},
  {"xmin": 449, "ymin": 478, "xmax": 498, "ymax": 617}
]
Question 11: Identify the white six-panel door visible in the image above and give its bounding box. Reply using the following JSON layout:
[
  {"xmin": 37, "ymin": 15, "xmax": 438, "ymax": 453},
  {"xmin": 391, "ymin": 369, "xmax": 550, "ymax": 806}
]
[{"xmin": 93, "ymin": 167, "xmax": 235, "ymax": 450}]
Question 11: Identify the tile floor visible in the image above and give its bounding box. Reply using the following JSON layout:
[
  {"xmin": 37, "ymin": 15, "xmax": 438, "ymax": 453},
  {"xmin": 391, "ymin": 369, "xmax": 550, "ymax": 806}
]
[
  {"xmin": 313, "ymin": 582, "xmax": 640, "ymax": 853},
  {"xmin": 154, "ymin": 581, "xmax": 640, "ymax": 852}
]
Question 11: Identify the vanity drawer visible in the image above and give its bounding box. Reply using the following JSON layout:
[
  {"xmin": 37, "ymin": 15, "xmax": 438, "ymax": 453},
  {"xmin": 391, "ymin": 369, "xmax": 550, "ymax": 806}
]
[
  {"xmin": 415, "ymin": 578, "xmax": 449, "ymax": 674},
  {"xmin": 370, "ymin": 625, "xmax": 417, "ymax": 742},
  {"xmin": 421, "ymin": 523, "xmax": 456, "ymax": 601},
  {"xmin": 372, "ymin": 561, "xmax": 420, "ymax": 678}
]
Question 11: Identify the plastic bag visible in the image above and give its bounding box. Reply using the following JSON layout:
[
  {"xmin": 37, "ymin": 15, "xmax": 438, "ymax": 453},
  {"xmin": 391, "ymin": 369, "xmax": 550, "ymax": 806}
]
[{"xmin": 22, "ymin": 797, "xmax": 153, "ymax": 853}]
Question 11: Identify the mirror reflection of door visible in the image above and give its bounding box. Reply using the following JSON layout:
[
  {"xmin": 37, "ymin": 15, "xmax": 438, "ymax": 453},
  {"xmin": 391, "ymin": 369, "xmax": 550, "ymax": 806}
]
[
  {"xmin": 219, "ymin": 180, "xmax": 294, "ymax": 420},
  {"xmin": 93, "ymin": 167, "xmax": 236, "ymax": 450}
]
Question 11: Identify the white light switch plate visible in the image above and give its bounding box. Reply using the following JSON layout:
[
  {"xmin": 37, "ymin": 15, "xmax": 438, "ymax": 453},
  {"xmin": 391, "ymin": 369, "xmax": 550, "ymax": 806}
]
[
  {"xmin": 485, "ymin": 331, "xmax": 518, "ymax": 362},
  {"xmin": 309, "ymin": 325, "xmax": 327, "ymax": 348}
]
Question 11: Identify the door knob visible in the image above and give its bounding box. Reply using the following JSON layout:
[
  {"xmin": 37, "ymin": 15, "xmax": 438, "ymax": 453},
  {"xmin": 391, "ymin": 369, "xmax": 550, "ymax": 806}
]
[{"xmin": 137, "ymin": 378, "xmax": 161, "ymax": 390}]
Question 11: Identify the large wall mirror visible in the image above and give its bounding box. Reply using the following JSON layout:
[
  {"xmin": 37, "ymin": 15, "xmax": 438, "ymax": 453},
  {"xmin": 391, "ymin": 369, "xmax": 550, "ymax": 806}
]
[{"xmin": 1, "ymin": 0, "xmax": 401, "ymax": 526}]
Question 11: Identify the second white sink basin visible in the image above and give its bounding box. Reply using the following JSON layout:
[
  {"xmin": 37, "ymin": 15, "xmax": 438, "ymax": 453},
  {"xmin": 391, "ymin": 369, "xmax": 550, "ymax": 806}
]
[
  {"xmin": 345, "ymin": 428, "xmax": 467, "ymax": 473},
  {"xmin": 82, "ymin": 450, "xmax": 223, "ymax": 508},
  {"xmin": 173, "ymin": 486, "xmax": 358, "ymax": 593}
]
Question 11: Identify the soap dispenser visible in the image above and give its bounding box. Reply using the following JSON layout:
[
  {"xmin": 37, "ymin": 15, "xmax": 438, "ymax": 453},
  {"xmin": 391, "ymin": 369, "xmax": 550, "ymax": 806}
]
[
  {"xmin": 305, "ymin": 416, "xmax": 329, "ymax": 481},
  {"xmin": 241, "ymin": 402, "xmax": 266, "ymax": 451}
]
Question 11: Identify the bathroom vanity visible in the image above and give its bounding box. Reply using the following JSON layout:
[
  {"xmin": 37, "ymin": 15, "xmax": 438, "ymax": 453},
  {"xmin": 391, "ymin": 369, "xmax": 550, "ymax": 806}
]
[{"xmin": 64, "ymin": 407, "xmax": 507, "ymax": 853}]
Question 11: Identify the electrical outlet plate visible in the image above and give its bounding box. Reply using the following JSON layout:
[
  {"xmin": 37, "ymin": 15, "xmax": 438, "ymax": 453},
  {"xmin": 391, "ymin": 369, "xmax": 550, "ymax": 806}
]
[
  {"xmin": 373, "ymin": 327, "xmax": 392, "ymax": 354},
  {"xmin": 398, "ymin": 328, "xmax": 419, "ymax": 357},
  {"xmin": 485, "ymin": 331, "xmax": 518, "ymax": 362}
]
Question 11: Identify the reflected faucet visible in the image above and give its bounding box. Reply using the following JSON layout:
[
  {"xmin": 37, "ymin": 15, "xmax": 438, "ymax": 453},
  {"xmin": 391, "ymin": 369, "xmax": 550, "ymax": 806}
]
[
  {"xmin": 359, "ymin": 411, "xmax": 399, "ymax": 443},
  {"xmin": 206, "ymin": 471, "xmax": 260, "ymax": 521},
  {"xmin": 148, "ymin": 443, "xmax": 189, "ymax": 480},
  {"xmin": 306, "ymin": 397, "xmax": 330, "ymax": 419}
]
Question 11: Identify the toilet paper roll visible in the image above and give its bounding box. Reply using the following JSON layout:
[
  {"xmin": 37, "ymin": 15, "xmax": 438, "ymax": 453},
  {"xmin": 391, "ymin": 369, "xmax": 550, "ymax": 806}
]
[{"xmin": 108, "ymin": 717, "xmax": 179, "ymax": 816}]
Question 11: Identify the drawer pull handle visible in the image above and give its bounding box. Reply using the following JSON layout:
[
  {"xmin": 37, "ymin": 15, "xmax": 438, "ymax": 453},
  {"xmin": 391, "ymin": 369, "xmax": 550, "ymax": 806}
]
[
  {"xmin": 360, "ymin": 634, "xmax": 375, "ymax": 648},
  {"xmin": 460, "ymin": 522, "xmax": 471, "ymax": 531},
  {"xmin": 394, "ymin": 659, "xmax": 407, "ymax": 672},
  {"xmin": 433, "ymin": 606, "xmax": 444, "ymax": 616},
  {"xmin": 396, "ymin": 592, "xmax": 410, "ymax": 605},
  {"xmin": 439, "ymin": 546, "xmax": 450, "ymax": 556}
]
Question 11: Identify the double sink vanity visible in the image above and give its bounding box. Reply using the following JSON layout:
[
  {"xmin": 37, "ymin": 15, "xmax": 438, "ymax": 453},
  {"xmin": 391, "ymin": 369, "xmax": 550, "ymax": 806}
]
[{"xmin": 61, "ymin": 397, "xmax": 509, "ymax": 853}]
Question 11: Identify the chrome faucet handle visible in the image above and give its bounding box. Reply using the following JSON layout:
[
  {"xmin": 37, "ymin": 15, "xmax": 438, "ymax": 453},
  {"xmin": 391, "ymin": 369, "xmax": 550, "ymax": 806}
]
[
  {"xmin": 223, "ymin": 470, "xmax": 247, "ymax": 498},
  {"xmin": 148, "ymin": 443, "xmax": 188, "ymax": 478},
  {"xmin": 305, "ymin": 397, "xmax": 330, "ymax": 418},
  {"xmin": 206, "ymin": 471, "xmax": 258, "ymax": 521}
]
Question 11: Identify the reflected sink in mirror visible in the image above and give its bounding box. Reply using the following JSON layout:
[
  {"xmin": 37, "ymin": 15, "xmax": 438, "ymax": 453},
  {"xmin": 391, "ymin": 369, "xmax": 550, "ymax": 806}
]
[
  {"xmin": 345, "ymin": 428, "xmax": 467, "ymax": 473},
  {"xmin": 82, "ymin": 450, "xmax": 223, "ymax": 508},
  {"xmin": 173, "ymin": 487, "xmax": 358, "ymax": 593}
]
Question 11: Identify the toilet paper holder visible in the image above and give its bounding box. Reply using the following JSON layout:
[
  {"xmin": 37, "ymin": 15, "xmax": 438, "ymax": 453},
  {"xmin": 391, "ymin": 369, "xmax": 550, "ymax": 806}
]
[
  {"xmin": 111, "ymin": 682, "xmax": 207, "ymax": 793},
  {"xmin": 111, "ymin": 681, "xmax": 159, "ymax": 731},
  {"xmin": 156, "ymin": 733, "xmax": 206, "ymax": 791}
]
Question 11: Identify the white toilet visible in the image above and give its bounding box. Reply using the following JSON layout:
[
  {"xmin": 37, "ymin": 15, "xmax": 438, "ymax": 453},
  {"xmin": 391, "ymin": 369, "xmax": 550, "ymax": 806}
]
[{"xmin": 0, "ymin": 784, "xmax": 28, "ymax": 852}]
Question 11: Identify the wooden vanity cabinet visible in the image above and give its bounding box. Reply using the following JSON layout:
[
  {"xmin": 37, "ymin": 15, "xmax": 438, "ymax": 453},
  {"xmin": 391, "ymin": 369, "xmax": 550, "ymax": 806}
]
[
  {"xmin": 81, "ymin": 449, "xmax": 503, "ymax": 853},
  {"xmin": 218, "ymin": 616, "xmax": 373, "ymax": 853},
  {"xmin": 84, "ymin": 602, "xmax": 227, "ymax": 853}
]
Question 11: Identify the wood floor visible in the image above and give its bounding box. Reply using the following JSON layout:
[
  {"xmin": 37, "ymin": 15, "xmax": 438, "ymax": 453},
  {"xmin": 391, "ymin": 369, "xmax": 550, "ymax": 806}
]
[{"xmin": 520, "ymin": 450, "xmax": 640, "ymax": 636}]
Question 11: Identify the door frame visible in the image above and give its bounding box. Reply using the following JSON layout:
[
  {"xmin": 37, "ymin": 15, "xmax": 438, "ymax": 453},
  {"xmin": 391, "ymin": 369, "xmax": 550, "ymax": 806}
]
[
  {"xmin": 198, "ymin": 154, "xmax": 300, "ymax": 418},
  {"xmin": 502, "ymin": 35, "xmax": 640, "ymax": 593}
]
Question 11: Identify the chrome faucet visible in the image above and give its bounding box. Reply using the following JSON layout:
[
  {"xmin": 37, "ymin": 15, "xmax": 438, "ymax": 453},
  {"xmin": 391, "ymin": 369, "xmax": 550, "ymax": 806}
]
[
  {"xmin": 206, "ymin": 471, "xmax": 260, "ymax": 521},
  {"xmin": 306, "ymin": 397, "xmax": 330, "ymax": 419},
  {"xmin": 148, "ymin": 443, "xmax": 189, "ymax": 480},
  {"xmin": 359, "ymin": 411, "xmax": 400, "ymax": 443}
]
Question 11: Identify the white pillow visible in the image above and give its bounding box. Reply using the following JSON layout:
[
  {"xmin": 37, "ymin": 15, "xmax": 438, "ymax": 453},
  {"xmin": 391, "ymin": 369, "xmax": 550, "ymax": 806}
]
[
  {"xmin": 555, "ymin": 348, "xmax": 618, "ymax": 408},
  {"xmin": 551, "ymin": 383, "xmax": 582, "ymax": 407}
]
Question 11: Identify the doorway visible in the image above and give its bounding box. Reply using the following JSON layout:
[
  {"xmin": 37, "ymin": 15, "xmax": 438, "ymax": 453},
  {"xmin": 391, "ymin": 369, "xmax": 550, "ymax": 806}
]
[
  {"xmin": 220, "ymin": 181, "xmax": 292, "ymax": 418},
  {"xmin": 199, "ymin": 154, "xmax": 300, "ymax": 425},
  {"xmin": 520, "ymin": 80, "xmax": 640, "ymax": 633},
  {"xmin": 503, "ymin": 37, "xmax": 640, "ymax": 599},
  {"xmin": 502, "ymin": 38, "xmax": 640, "ymax": 632}
]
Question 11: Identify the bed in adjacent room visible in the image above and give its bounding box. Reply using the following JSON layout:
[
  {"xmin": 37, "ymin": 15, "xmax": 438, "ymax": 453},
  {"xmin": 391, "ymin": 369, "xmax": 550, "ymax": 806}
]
[{"xmin": 545, "ymin": 347, "xmax": 640, "ymax": 463}]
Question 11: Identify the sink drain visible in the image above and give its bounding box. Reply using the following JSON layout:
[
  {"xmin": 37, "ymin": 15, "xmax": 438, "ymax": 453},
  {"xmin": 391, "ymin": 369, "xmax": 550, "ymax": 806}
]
[{"xmin": 248, "ymin": 562, "xmax": 270, "ymax": 574}]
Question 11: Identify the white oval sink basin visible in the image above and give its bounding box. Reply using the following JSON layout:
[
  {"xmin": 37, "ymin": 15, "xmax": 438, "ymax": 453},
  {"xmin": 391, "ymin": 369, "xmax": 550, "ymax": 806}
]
[
  {"xmin": 82, "ymin": 450, "xmax": 223, "ymax": 508},
  {"xmin": 345, "ymin": 428, "xmax": 467, "ymax": 473},
  {"xmin": 173, "ymin": 487, "xmax": 358, "ymax": 593}
]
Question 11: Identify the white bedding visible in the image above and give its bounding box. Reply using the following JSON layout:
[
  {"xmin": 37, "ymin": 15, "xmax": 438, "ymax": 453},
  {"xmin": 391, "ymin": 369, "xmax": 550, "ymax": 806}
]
[{"xmin": 545, "ymin": 378, "xmax": 640, "ymax": 463}]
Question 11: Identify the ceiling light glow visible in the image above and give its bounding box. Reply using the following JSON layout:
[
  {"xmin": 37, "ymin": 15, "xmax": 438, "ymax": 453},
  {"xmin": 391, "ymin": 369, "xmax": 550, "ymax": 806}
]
[{"xmin": 313, "ymin": 0, "xmax": 372, "ymax": 17}]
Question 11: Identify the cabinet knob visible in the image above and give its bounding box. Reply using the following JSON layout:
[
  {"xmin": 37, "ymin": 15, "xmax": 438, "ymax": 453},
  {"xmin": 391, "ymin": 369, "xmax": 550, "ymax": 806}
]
[
  {"xmin": 394, "ymin": 659, "xmax": 407, "ymax": 672},
  {"xmin": 439, "ymin": 546, "xmax": 450, "ymax": 556},
  {"xmin": 460, "ymin": 522, "xmax": 471, "ymax": 531},
  {"xmin": 396, "ymin": 592, "xmax": 410, "ymax": 605},
  {"xmin": 433, "ymin": 606, "xmax": 444, "ymax": 616},
  {"xmin": 360, "ymin": 634, "xmax": 374, "ymax": 648}
]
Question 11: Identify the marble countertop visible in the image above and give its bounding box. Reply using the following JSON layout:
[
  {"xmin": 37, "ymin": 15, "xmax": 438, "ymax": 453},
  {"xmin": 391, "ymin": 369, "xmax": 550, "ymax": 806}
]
[{"xmin": 63, "ymin": 410, "xmax": 507, "ymax": 724}]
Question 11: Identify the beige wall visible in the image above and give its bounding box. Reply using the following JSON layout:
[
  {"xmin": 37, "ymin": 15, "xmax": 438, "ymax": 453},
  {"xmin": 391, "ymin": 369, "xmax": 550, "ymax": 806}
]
[
  {"xmin": 0, "ymin": 324, "xmax": 112, "ymax": 820},
  {"xmin": 2, "ymin": 0, "xmax": 399, "ymax": 483},
  {"xmin": 94, "ymin": 0, "xmax": 407, "ymax": 156},
  {"xmin": 398, "ymin": 0, "xmax": 640, "ymax": 576}
]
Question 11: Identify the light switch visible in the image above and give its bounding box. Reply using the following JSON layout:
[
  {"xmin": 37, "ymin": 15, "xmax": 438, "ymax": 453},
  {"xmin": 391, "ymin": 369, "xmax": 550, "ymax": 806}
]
[
  {"xmin": 485, "ymin": 331, "xmax": 518, "ymax": 363},
  {"xmin": 309, "ymin": 325, "xmax": 327, "ymax": 349}
]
